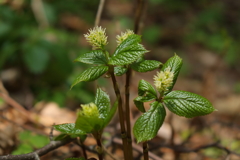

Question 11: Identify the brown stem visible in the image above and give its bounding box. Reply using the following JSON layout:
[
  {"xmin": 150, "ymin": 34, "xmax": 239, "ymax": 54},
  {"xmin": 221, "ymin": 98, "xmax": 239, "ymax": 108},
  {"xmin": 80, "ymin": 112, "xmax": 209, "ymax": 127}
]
[
  {"xmin": 31, "ymin": 0, "xmax": 49, "ymax": 28},
  {"xmin": 125, "ymin": 68, "xmax": 134, "ymax": 159},
  {"xmin": 94, "ymin": 133, "xmax": 104, "ymax": 160},
  {"xmin": 95, "ymin": 0, "xmax": 105, "ymax": 27},
  {"xmin": 0, "ymin": 138, "xmax": 75, "ymax": 160},
  {"xmin": 109, "ymin": 66, "xmax": 129, "ymax": 160},
  {"xmin": 143, "ymin": 141, "xmax": 149, "ymax": 160},
  {"xmin": 122, "ymin": 0, "xmax": 147, "ymax": 159},
  {"xmin": 113, "ymin": 137, "xmax": 164, "ymax": 160},
  {"xmin": 81, "ymin": 143, "xmax": 88, "ymax": 160},
  {"xmin": 76, "ymin": 138, "xmax": 88, "ymax": 160},
  {"xmin": 134, "ymin": 0, "xmax": 146, "ymax": 34}
]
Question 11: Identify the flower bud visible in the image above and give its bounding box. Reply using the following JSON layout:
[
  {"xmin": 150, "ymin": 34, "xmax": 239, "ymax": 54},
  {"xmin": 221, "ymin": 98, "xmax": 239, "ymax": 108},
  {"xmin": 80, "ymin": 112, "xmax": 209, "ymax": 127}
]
[
  {"xmin": 79, "ymin": 102, "xmax": 99, "ymax": 117},
  {"xmin": 153, "ymin": 67, "xmax": 174, "ymax": 92},
  {"xmin": 84, "ymin": 26, "xmax": 108, "ymax": 50}
]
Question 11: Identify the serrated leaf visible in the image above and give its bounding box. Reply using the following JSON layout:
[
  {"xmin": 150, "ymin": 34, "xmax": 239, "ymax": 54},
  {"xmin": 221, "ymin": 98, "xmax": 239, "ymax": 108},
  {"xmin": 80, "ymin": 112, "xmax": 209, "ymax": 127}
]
[
  {"xmin": 109, "ymin": 34, "xmax": 148, "ymax": 65},
  {"xmin": 133, "ymin": 101, "xmax": 166, "ymax": 143},
  {"xmin": 94, "ymin": 88, "xmax": 110, "ymax": 119},
  {"xmin": 131, "ymin": 60, "xmax": 162, "ymax": 72},
  {"xmin": 135, "ymin": 95, "xmax": 156, "ymax": 103},
  {"xmin": 75, "ymin": 115, "xmax": 104, "ymax": 133},
  {"xmin": 161, "ymin": 54, "xmax": 183, "ymax": 95},
  {"xmin": 138, "ymin": 79, "xmax": 157, "ymax": 98},
  {"xmin": 103, "ymin": 101, "xmax": 118, "ymax": 127},
  {"xmin": 114, "ymin": 34, "xmax": 142, "ymax": 56},
  {"xmin": 134, "ymin": 56, "xmax": 145, "ymax": 63},
  {"xmin": 134, "ymin": 97, "xmax": 145, "ymax": 112},
  {"xmin": 54, "ymin": 123, "xmax": 86, "ymax": 135},
  {"xmin": 71, "ymin": 66, "xmax": 109, "ymax": 89},
  {"xmin": 163, "ymin": 91, "xmax": 216, "ymax": 118},
  {"xmin": 114, "ymin": 66, "xmax": 128, "ymax": 76},
  {"xmin": 74, "ymin": 50, "xmax": 107, "ymax": 65},
  {"xmin": 109, "ymin": 44, "xmax": 148, "ymax": 65}
]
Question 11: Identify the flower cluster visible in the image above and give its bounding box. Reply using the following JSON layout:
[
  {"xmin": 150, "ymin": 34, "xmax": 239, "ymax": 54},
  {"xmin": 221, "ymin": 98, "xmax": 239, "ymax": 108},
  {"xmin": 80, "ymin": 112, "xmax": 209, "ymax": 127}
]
[
  {"xmin": 153, "ymin": 67, "xmax": 174, "ymax": 92},
  {"xmin": 116, "ymin": 29, "xmax": 134, "ymax": 46},
  {"xmin": 84, "ymin": 26, "xmax": 108, "ymax": 50},
  {"xmin": 78, "ymin": 102, "xmax": 99, "ymax": 117}
]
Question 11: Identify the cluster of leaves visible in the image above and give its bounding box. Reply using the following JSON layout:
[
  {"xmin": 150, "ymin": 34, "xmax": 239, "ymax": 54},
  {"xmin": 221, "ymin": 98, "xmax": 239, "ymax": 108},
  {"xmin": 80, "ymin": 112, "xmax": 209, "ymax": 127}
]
[
  {"xmin": 54, "ymin": 32, "xmax": 164, "ymax": 159},
  {"xmin": 71, "ymin": 34, "xmax": 161, "ymax": 88},
  {"xmin": 133, "ymin": 55, "xmax": 215, "ymax": 143},
  {"xmin": 54, "ymin": 88, "xmax": 117, "ymax": 136},
  {"xmin": 53, "ymin": 29, "xmax": 215, "ymax": 160}
]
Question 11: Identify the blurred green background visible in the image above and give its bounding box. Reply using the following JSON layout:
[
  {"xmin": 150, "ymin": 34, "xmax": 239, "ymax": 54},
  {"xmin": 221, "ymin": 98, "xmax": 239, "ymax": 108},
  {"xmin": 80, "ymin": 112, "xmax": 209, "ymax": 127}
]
[{"xmin": 0, "ymin": 0, "xmax": 239, "ymax": 108}]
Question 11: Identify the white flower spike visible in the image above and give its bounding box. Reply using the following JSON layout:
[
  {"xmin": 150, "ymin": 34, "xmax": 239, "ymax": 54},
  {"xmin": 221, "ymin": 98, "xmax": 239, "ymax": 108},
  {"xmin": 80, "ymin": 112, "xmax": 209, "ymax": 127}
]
[
  {"xmin": 84, "ymin": 26, "xmax": 108, "ymax": 50},
  {"xmin": 154, "ymin": 67, "xmax": 174, "ymax": 93},
  {"xmin": 116, "ymin": 29, "xmax": 134, "ymax": 46}
]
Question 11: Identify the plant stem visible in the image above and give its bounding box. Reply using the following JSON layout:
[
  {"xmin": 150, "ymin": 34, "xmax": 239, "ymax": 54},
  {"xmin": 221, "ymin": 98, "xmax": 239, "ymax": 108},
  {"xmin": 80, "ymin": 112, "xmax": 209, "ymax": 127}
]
[
  {"xmin": 75, "ymin": 138, "xmax": 88, "ymax": 159},
  {"xmin": 80, "ymin": 139, "xmax": 88, "ymax": 159},
  {"xmin": 125, "ymin": 68, "xmax": 134, "ymax": 159},
  {"xmin": 109, "ymin": 65, "xmax": 129, "ymax": 160},
  {"xmin": 134, "ymin": 0, "xmax": 145, "ymax": 34},
  {"xmin": 93, "ymin": 133, "xmax": 104, "ymax": 160},
  {"xmin": 122, "ymin": 0, "xmax": 147, "ymax": 159},
  {"xmin": 95, "ymin": 0, "xmax": 105, "ymax": 27},
  {"xmin": 143, "ymin": 141, "xmax": 149, "ymax": 160}
]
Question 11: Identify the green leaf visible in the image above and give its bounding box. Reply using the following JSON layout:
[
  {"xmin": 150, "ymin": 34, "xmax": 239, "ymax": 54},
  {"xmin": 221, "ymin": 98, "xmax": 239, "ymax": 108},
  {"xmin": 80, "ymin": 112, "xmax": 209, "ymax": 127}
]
[
  {"xmin": 114, "ymin": 66, "xmax": 128, "ymax": 76},
  {"xmin": 114, "ymin": 34, "xmax": 142, "ymax": 56},
  {"xmin": 135, "ymin": 95, "xmax": 156, "ymax": 103},
  {"xmin": 138, "ymin": 79, "xmax": 157, "ymax": 98},
  {"xmin": 54, "ymin": 133, "xmax": 71, "ymax": 141},
  {"xmin": 103, "ymin": 101, "xmax": 118, "ymax": 127},
  {"xmin": 11, "ymin": 143, "xmax": 33, "ymax": 155},
  {"xmin": 134, "ymin": 80, "xmax": 157, "ymax": 112},
  {"xmin": 131, "ymin": 60, "xmax": 162, "ymax": 72},
  {"xmin": 94, "ymin": 88, "xmax": 110, "ymax": 119},
  {"xmin": 54, "ymin": 133, "xmax": 85, "ymax": 141},
  {"xmin": 28, "ymin": 135, "xmax": 49, "ymax": 148},
  {"xmin": 18, "ymin": 131, "xmax": 49, "ymax": 148},
  {"xmin": 74, "ymin": 50, "xmax": 107, "ymax": 65},
  {"xmin": 161, "ymin": 54, "xmax": 183, "ymax": 95},
  {"xmin": 75, "ymin": 115, "xmax": 104, "ymax": 133},
  {"xmin": 109, "ymin": 34, "xmax": 148, "ymax": 65},
  {"xmin": 54, "ymin": 123, "xmax": 86, "ymax": 135},
  {"xmin": 134, "ymin": 97, "xmax": 145, "ymax": 112},
  {"xmin": 133, "ymin": 101, "xmax": 166, "ymax": 143},
  {"xmin": 163, "ymin": 91, "xmax": 216, "ymax": 118},
  {"xmin": 71, "ymin": 66, "xmax": 109, "ymax": 89}
]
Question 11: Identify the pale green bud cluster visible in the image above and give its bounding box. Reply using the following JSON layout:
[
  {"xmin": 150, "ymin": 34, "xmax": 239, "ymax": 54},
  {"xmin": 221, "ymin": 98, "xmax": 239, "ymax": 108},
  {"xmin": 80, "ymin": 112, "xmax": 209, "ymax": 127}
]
[
  {"xmin": 79, "ymin": 102, "xmax": 100, "ymax": 117},
  {"xmin": 154, "ymin": 67, "xmax": 174, "ymax": 92},
  {"xmin": 84, "ymin": 26, "xmax": 108, "ymax": 50},
  {"xmin": 116, "ymin": 29, "xmax": 134, "ymax": 46}
]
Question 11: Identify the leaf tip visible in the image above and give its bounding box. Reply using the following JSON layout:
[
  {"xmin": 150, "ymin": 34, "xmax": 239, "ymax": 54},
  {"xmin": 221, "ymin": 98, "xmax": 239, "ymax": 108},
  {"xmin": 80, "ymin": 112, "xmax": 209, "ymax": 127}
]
[{"xmin": 70, "ymin": 83, "xmax": 76, "ymax": 90}]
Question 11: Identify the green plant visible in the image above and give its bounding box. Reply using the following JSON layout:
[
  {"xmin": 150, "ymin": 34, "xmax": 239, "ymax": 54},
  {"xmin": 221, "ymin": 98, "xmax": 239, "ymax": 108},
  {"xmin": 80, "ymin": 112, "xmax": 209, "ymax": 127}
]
[
  {"xmin": 54, "ymin": 26, "xmax": 215, "ymax": 160},
  {"xmin": 11, "ymin": 131, "xmax": 49, "ymax": 155}
]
